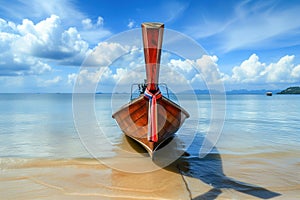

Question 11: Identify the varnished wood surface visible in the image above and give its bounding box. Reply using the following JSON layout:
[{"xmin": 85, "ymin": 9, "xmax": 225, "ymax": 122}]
[{"xmin": 112, "ymin": 95, "xmax": 189, "ymax": 156}]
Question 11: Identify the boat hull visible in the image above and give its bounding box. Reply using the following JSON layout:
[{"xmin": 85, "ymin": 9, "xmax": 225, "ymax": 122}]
[{"xmin": 112, "ymin": 95, "xmax": 189, "ymax": 157}]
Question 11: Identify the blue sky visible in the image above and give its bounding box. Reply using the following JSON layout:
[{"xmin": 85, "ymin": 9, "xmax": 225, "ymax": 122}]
[{"xmin": 0, "ymin": 0, "xmax": 300, "ymax": 92}]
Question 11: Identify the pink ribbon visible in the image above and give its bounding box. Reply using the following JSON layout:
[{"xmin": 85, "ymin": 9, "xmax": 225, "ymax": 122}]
[{"xmin": 144, "ymin": 88, "xmax": 162, "ymax": 142}]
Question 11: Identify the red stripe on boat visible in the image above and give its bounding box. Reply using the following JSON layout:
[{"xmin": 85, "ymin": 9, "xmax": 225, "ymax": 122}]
[{"xmin": 144, "ymin": 88, "xmax": 162, "ymax": 142}]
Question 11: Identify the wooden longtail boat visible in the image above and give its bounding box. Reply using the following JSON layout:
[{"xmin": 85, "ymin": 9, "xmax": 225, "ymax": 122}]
[{"xmin": 112, "ymin": 22, "xmax": 189, "ymax": 157}]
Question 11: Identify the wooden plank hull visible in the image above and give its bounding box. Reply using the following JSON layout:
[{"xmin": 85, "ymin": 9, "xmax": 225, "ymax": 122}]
[{"xmin": 112, "ymin": 95, "xmax": 189, "ymax": 157}]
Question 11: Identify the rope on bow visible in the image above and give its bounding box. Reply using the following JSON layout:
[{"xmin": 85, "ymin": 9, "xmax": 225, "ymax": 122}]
[{"xmin": 144, "ymin": 88, "xmax": 162, "ymax": 142}]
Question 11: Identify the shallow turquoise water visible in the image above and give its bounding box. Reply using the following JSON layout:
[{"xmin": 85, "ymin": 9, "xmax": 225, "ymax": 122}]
[{"xmin": 0, "ymin": 93, "xmax": 299, "ymax": 158}]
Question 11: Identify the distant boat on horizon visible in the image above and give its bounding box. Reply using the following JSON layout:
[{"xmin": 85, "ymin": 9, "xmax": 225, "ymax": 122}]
[{"xmin": 266, "ymin": 92, "xmax": 273, "ymax": 96}]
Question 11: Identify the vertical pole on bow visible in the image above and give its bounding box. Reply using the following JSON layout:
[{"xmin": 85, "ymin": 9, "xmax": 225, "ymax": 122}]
[
  {"xmin": 141, "ymin": 22, "xmax": 164, "ymax": 142},
  {"xmin": 142, "ymin": 23, "xmax": 164, "ymax": 92}
]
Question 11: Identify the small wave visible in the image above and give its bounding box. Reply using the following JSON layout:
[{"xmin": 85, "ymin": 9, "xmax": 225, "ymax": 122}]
[
  {"xmin": 219, "ymin": 150, "xmax": 299, "ymax": 159},
  {"xmin": 0, "ymin": 157, "xmax": 107, "ymax": 170}
]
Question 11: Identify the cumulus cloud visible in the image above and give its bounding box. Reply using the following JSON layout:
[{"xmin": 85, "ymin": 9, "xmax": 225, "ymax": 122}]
[
  {"xmin": 74, "ymin": 68, "xmax": 104, "ymax": 86},
  {"xmin": 265, "ymin": 55, "xmax": 295, "ymax": 83},
  {"xmin": 291, "ymin": 65, "xmax": 300, "ymax": 79},
  {"xmin": 1, "ymin": 0, "xmax": 111, "ymax": 44},
  {"xmin": 166, "ymin": 55, "xmax": 225, "ymax": 87},
  {"xmin": 0, "ymin": 51, "xmax": 52, "ymax": 76},
  {"xmin": 162, "ymin": 53, "xmax": 300, "ymax": 90},
  {"xmin": 228, "ymin": 54, "xmax": 300, "ymax": 84},
  {"xmin": 194, "ymin": 55, "xmax": 224, "ymax": 84},
  {"xmin": 159, "ymin": 66, "xmax": 190, "ymax": 92},
  {"xmin": 84, "ymin": 42, "xmax": 131, "ymax": 67},
  {"xmin": 168, "ymin": 59, "xmax": 194, "ymax": 73},
  {"xmin": 231, "ymin": 54, "xmax": 265, "ymax": 82},
  {"xmin": 66, "ymin": 43, "xmax": 300, "ymax": 93},
  {"xmin": 0, "ymin": 15, "xmax": 91, "ymax": 76},
  {"xmin": 14, "ymin": 15, "xmax": 89, "ymax": 60},
  {"xmin": 73, "ymin": 42, "xmax": 142, "ymax": 92}
]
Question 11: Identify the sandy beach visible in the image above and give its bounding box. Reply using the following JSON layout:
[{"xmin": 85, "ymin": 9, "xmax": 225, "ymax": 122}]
[{"xmin": 1, "ymin": 140, "xmax": 299, "ymax": 200}]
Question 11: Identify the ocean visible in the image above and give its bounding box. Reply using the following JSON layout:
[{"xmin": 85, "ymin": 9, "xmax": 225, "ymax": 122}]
[{"xmin": 0, "ymin": 93, "xmax": 299, "ymax": 199}]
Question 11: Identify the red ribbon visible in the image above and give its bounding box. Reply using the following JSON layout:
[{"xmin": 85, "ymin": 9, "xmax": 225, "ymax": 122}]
[{"xmin": 144, "ymin": 88, "xmax": 162, "ymax": 142}]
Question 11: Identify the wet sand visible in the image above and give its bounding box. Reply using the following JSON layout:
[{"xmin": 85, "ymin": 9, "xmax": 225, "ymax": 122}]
[
  {"xmin": 1, "ymin": 158, "xmax": 190, "ymax": 200},
  {"xmin": 1, "ymin": 136, "xmax": 299, "ymax": 200},
  {"xmin": 0, "ymin": 155, "xmax": 298, "ymax": 200}
]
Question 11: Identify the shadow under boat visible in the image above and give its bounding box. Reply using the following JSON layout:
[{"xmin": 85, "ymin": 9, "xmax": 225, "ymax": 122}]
[{"xmin": 149, "ymin": 133, "xmax": 281, "ymax": 200}]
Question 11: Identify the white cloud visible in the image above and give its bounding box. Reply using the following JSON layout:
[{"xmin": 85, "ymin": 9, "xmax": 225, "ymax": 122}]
[
  {"xmin": 68, "ymin": 73, "xmax": 77, "ymax": 85},
  {"xmin": 127, "ymin": 19, "xmax": 135, "ymax": 29},
  {"xmin": 0, "ymin": 0, "xmax": 85, "ymax": 26},
  {"xmin": 75, "ymin": 69, "xmax": 101, "ymax": 86},
  {"xmin": 84, "ymin": 42, "xmax": 130, "ymax": 67},
  {"xmin": 72, "ymin": 67, "xmax": 110, "ymax": 93},
  {"xmin": 231, "ymin": 54, "xmax": 265, "ymax": 82},
  {"xmin": 66, "ymin": 39, "xmax": 300, "ymax": 93},
  {"xmin": 81, "ymin": 18, "xmax": 93, "ymax": 30},
  {"xmin": 168, "ymin": 59, "xmax": 194, "ymax": 73},
  {"xmin": 291, "ymin": 65, "xmax": 300, "ymax": 79},
  {"xmin": 47, "ymin": 76, "xmax": 62, "ymax": 84},
  {"xmin": 228, "ymin": 54, "xmax": 300, "ymax": 84},
  {"xmin": 0, "ymin": 49, "xmax": 52, "ymax": 76},
  {"xmin": 0, "ymin": 2, "xmax": 111, "ymax": 77},
  {"xmin": 165, "ymin": 53, "xmax": 300, "ymax": 90},
  {"xmin": 159, "ymin": 66, "xmax": 189, "ymax": 92},
  {"xmin": 265, "ymin": 55, "xmax": 295, "ymax": 83},
  {"xmin": 0, "ymin": 32, "xmax": 18, "ymax": 52},
  {"xmin": 178, "ymin": 55, "xmax": 224, "ymax": 86},
  {"xmin": 115, "ymin": 67, "xmax": 144, "ymax": 83},
  {"xmin": 29, "ymin": 60, "xmax": 52, "ymax": 75},
  {"xmin": 0, "ymin": 18, "xmax": 17, "ymax": 33},
  {"xmin": 195, "ymin": 55, "xmax": 223, "ymax": 84},
  {"xmin": 82, "ymin": 16, "xmax": 104, "ymax": 30},
  {"xmin": 167, "ymin": 53, "xmax": 300, "ymax": 91},
  {"xmin": 79, "ymin": 16, "xmax": 110, "ymax": 45},
  {"xmin": 0, "ymin": 15, "xmax": 91, "ymax": 76},
  {"xmin": 14, "ymin": 15, "xmax": 89, "ymax": 60},
  {"xmin": 73, "ymin": 42, "xmax": 142, "ymax": 92},
  {"xmin": 0, "ymin": 0, "xmax": 111, "ymax": 45},
  {"xmin": 96, "ymin": 16, "xmax": 104, "ymax": 27},
  {"xmin": 72, "ymin": 41, "xmax": 136, "ymax": 88},
  {"xmin": 39, "ymin": 76, "xmax": 62, "ymax": 87}
]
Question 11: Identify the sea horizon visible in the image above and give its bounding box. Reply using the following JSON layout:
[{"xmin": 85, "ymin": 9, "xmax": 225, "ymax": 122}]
[{"xmin": 0, "ymin": 87, "xmax": 297, "ymax": 95}]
